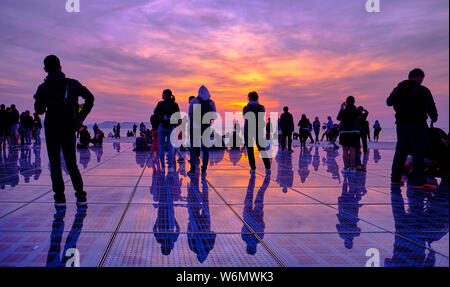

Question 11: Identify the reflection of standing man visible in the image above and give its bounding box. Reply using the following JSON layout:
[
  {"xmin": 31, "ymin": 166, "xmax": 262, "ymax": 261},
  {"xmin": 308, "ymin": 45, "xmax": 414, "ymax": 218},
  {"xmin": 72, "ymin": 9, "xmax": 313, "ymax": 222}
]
[{"xmin": 242, "ymin": 173, "xmax": 270, "ymax": 255}]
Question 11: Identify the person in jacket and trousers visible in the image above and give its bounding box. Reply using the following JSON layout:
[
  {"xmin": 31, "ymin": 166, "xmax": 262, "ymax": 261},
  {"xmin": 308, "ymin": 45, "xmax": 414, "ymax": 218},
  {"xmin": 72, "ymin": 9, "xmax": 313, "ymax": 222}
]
[
  {"xmin": 34, "ymin": 55, "xmax": 94, "ymax": 206},
  {"xmin": 243, "ymin": 91, "xmax": 271, "ymax": 175},
  {"xmin": 387, "ymin": 68, "xmax": 438, "ymax": 189},
  {"xmin": 279, "ymin": 106, "xmax": 294, "ymax": 152},
  {"xmin": 188, "ymin": 85, "xmax": 216, "ymax": 176},
  {"xmin": 154, "ymin": 89, "xmax": 180, "ymax": 172}
]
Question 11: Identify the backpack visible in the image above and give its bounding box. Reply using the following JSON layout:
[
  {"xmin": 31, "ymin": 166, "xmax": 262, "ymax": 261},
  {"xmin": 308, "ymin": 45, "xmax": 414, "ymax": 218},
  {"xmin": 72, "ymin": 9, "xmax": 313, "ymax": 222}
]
[
  {"xmin": 198, "ymin": 97, "xmax": 213, "ymax": 129},
  {"xmin": 429, "ymin": 126, "xmax": 449, "ymax": 172}
]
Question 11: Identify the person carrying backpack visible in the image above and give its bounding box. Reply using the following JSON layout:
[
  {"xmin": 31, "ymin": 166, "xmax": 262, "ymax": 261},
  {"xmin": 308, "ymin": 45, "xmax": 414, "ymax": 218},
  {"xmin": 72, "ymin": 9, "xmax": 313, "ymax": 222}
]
[
  {"xmin": 34, "ymin": 55, "xmax": 94, "ymax": 206},
  {"xmin": 387, "ymin": 68, "xmax": 438, "ymax": 189},
  {"xmin": 153, "ymin": 89, "xmax": 180, "ymax": 172},
  {"xmin": 187, "ymin": 85, "xmax": 216, "ymax": 176}
]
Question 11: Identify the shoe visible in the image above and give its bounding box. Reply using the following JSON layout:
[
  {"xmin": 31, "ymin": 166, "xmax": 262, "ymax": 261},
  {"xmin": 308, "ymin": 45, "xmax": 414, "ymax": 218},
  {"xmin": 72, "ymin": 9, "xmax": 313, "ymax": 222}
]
[
  {"xmin": 76, "ymin": 193, "xmax": 87, "ymax": 206},
  {"xmin": 414, "ymin": 183, "xmax": 438, "ymax": 190},
  {"xmin": 355, "ymin": 165, "xmax": 365, "ymax": 171},
  {"xmin": 391, "ymin": 179, "xmax": 405, "ymax": 186}
]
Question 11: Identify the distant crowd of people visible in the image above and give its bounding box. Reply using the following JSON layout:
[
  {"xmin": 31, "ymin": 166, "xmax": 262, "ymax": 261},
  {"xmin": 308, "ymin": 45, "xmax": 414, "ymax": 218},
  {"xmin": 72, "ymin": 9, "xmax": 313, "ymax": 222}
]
[{"xmin": 0, "ymin": 104, "xmax": 42, "ymax": 149}]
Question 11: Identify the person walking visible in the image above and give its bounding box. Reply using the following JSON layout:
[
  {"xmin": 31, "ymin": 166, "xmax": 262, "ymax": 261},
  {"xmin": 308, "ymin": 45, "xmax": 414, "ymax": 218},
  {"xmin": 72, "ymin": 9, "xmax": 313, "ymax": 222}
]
[
  {"xmin": 387, "ymin": 68, "xmax": 438, "ymax": 189},
  {"xmin": 298, "ymin": 114, "xmax": 311, "ymax": 149},
  {"xmin": 312, "ymin": 117, "xmax": 321, "ymax": 144},
  {"xmin": 337, "ymin": 96, "xmax": 361, "ymax": 172},
  {"xmin": 34, "ymin": 55, "xmax": 94, "ymax": 206},
  {"xmin": 187, "ymin": 85, "xmax": 216, "ymax": 176},
  {"xmin": 243, "ymin": 91, "xmax": 271, "ymax": 175},
  {"xmin": 154, "ymin": 89, "xmax": 180, "ymax": 172},
  {"xmin": 279, "ymin": 106, "xmax": 294, "ymax": 152},
  {"xmin": 373, "ymin": 120, "xmax": 381, "ymax": 142}
]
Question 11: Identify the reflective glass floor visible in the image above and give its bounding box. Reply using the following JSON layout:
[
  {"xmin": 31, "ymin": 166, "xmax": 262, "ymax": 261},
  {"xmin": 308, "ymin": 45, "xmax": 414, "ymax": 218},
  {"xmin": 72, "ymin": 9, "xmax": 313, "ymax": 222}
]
[{"xmin": 0, "ymin": 143, "xmax": 448, "ymax": 267}]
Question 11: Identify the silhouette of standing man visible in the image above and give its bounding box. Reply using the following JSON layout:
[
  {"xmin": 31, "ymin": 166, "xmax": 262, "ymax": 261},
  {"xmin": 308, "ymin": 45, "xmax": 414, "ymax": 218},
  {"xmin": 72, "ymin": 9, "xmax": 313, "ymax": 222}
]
[{"xmin": 34, "ymin": 55, "xmax": 94, "ymax": 206}]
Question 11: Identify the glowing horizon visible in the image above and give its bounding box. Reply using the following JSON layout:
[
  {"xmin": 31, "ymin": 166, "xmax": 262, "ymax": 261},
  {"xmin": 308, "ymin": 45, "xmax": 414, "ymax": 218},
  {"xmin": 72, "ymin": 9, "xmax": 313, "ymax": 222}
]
[{"xmin": 0, "ymin": 0, "xmax": 448, "ymax": 128}]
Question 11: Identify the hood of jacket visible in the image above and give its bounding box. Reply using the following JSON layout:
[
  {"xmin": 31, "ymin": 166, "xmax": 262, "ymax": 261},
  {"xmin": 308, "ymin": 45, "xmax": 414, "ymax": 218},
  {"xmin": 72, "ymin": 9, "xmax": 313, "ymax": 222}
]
[{"xmin": 198, "ymin": 85, "xmax": 211, "ymax": 101}]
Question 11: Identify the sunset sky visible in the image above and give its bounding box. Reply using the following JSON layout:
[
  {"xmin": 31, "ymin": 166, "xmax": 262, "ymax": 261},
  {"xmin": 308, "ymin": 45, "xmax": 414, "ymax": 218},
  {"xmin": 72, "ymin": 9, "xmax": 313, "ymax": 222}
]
[{"xmin": 0, "ymin": 0, "xmax": 448, "ymax": 128}]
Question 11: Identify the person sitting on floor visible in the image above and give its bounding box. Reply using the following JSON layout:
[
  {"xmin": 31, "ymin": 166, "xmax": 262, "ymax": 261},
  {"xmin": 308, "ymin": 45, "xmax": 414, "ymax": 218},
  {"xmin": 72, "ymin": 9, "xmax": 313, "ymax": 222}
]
[
  {"xmin": 77, "ymin": 126, "xmax": 91, "ymax": 149},
  {"xmin": 134, "ymin": 132, "xmax": 150, "ymax": 151}
]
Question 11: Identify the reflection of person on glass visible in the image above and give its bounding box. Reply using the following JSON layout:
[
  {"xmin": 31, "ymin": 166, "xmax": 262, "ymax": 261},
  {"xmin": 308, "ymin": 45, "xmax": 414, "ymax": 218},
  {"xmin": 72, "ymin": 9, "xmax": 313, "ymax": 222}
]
[
  {"xmin": 385, "ymin": 183, "xmax": 448, "ymax": 267},
  {"xmin": 187, "ymin": 173, "xmax": 216, "ymax": 262},
  {"xmin": 312, "ymin": 146, "xmax": 320, "ymax": 172},
  {"xmin": 91, "ymin": 145, "xmax": 103, "ymax": 163},
  {"xmin": 242, "ymin": 173, "xmax": 270, "ymax": 255},
  {"xmin": 77, "ymin": 146, "xmax": 91, "ymax": 169},
  {"xmin": 336, "ymin": 172, "xmax": 367, "ymax": 249},
  {"xmin": 33, "ymin": 145, "xmax": 42, "ymax": 181},
  {"xmin": 276, "ymin": 152, "xmax": 293, "ymax": 193},
  {"xmin": 153, "ymin": 173, "xmax": 180, "ymax": 255},
  {"xmin": 298, "ymin": 146, "xmax": 312, "ymax": 183},
  {"xmin": 46, "ymin": 205, "xmax": 87, "ymax": 267},
  {"xmin": 19, "ymin": 146, "xmax": 33, "ymax": 183},
  {"xmin": 323, "ymin": 147, "xmax": 341, "ymax": 184}
]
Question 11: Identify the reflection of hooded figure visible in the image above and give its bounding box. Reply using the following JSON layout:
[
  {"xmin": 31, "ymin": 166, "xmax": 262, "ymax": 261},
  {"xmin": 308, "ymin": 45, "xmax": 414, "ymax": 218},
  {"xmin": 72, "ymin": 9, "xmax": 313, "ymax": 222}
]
[
  {"xmin": 33, "ymin": 145, "xmax": 42, "ymax": 181},
  {"xmin": 385, "ymin": 182, "xmax": 449, "ymax": 267},
  {"xmin": 298, "ymin": 147, "xmax": 312, "ymax": 183},
  {"xmin": 187, "ymin": 174, "xmax": 216, "ymax": 262},
  {"xmin": 242, "ymin": 174, "xmax": 270, "ymax": 255},
  {"xmin": 77, "ymin": 147, "xmax": 91, "ymax": 169},
  {"xmin": 46, "ymin": 205, "xmax": 87, "ymax": 267},
  {"xmin": 336, "ymin": 173, "xmax": 367, "ymax": 249},
  {"xmin": 153, "ymin": 173, "xmax": 180, "ymax": 256},
  {"xmin": 276, "ymin": 152, "xmax": 293, "ymax": 193}
]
